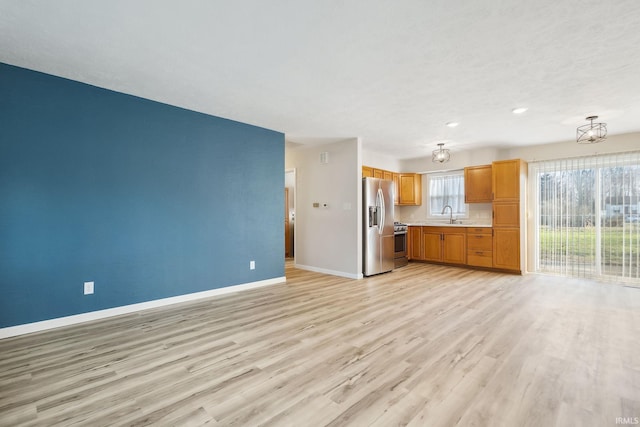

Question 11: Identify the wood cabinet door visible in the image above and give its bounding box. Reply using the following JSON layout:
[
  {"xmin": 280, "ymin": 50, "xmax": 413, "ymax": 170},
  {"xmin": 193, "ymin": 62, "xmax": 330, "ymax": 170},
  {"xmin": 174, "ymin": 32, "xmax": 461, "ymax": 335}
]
[
  {"xmin": 423, "ymin": 231, "xmax": 443, "ymax": 262},
  {"xmin": 443, "ymin": 231, "xmax": 466, "ymax": 264},
  {"xmin": 373, "ymin": 169, "xmax": 384, "ymax": 179},
  {"xmin": 383, "ymin": 170, "xmax": 393, "ymax": 181},
  {"xmin": 399, "ymin": 174, "xmax": 422, "ymax": 205},
  {"xmin": 362, "ymin": 166, "xmax": 374, "ymax": 178},
  {"xmin": 408, "ymin": 226, "xmax": 423, "ymax": 260},
  {"xmin": 492, "ymin": 159, "xmax": 520, "ymax": 201},
  {"xmin": 393, "ymin": 173, "xmax": 400, "ymax": 205},
  {"xmin": 464, "ymin": 165, "xmax": 492, "ymax": 203},
  {"xmin": 493, "ymin": 202, "xmax": 519, "ymax": 227},
  {"xmin": 493, "ymin": 228, "xmax": 520, "ymax": 271}
]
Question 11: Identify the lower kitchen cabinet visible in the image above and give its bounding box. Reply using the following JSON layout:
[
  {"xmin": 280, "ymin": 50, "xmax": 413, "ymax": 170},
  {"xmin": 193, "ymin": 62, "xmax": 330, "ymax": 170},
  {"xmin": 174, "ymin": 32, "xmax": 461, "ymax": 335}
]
[
  {"xmin": 467, "ymin": 227, "xmax": 493, "ymax": 268},
  {"xmin": 422, "ymin": 230, "xmax": 442, "ymax": 262},
  {"xmin": 408, "ymin": 226, "xmax": 423, "ymax": 260},
  {"xmin": 493, "ymin": 228, "xmax": 520, "ymax": 271},
  {"xmin": 422, "ymin": 227, "xmax": 466, "ymax": 265},
  {"xmin": 443, "ymin": 231, "xmax": 466, "ymax": 264},
  {"xmin": 408, "ymin": 225, "xmax": 520, "ymax": 272}
]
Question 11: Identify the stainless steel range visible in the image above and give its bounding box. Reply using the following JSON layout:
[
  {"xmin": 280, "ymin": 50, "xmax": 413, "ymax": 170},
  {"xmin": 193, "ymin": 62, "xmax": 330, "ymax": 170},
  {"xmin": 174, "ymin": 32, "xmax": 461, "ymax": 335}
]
[{"xmin": 393, "ymin": 222, "xmax": 408, "ymax": 268}]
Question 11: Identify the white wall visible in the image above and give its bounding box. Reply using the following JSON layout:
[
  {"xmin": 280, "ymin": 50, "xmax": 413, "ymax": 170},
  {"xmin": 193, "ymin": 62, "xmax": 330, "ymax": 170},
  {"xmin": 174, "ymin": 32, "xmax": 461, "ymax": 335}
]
[
  {"xmin": 285, "ymin": 138, "xmax": 362, "ymax": 278},
  {"xmin": 399, "ymin": 147, "xmax": 501, "ymax": 173},
  {"xmin": 505, "ymin": 131, "xmax": 640, "ymax": 162},
  {"xmin": 398, "ymin": 131, "xmax": 640, "ymax": 173},
  {"xmin": 362, "ymin": 149, "xmax": 401, "ymax": 172}
]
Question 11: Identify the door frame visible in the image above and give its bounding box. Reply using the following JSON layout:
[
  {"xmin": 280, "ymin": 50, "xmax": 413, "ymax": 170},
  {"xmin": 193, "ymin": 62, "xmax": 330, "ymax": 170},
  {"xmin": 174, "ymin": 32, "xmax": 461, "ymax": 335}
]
[{"xmin": 285, "ymin": 168, "xmax": 297, "ymax": 262}]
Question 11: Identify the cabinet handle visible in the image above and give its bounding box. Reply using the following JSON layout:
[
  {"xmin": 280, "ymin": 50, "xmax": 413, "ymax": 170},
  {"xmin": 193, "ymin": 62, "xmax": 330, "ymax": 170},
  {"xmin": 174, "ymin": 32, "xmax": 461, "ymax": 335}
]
[{"xmin": 476, "ymin": 251, "xmax": 483, "ymax": 255}]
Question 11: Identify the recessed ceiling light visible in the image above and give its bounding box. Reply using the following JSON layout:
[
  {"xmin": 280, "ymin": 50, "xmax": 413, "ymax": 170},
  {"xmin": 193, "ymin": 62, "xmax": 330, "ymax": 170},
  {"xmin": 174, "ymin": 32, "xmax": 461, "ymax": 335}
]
[
  {"xmin": 446, "ymin": 122, "xmax": 459, "ymax": 128},
  {"xmin": 512, "ymin": 107, "xmax": 528, "ymax": 114}
]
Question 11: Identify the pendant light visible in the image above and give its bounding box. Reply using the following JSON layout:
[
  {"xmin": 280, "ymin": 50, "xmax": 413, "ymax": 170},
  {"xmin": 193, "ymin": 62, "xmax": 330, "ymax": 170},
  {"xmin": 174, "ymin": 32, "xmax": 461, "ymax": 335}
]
[
  {"xmin": 576, "ymin": 116, "xmax": 607, "ymax": 144},
  {"xmin": 432, "ymin": 143, "xmax": 451, "ymax": 163}
]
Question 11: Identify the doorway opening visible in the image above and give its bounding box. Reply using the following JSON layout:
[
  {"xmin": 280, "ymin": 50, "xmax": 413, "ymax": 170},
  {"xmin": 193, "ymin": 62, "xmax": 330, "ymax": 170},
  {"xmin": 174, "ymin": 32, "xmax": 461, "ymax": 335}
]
[{"xmin": 285, "ymin": 169, "xmax": 296, "ymax": 260}]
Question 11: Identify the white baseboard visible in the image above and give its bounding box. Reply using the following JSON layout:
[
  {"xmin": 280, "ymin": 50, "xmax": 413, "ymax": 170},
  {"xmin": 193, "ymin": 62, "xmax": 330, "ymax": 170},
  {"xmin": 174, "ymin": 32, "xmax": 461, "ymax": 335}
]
[
  {"xmin": 0, "ymin": 276, "xmax": 286, "ymax": 339},
  {"xmin": 295, "ymin": 264, "xmax": 362, "ymax": 280}
]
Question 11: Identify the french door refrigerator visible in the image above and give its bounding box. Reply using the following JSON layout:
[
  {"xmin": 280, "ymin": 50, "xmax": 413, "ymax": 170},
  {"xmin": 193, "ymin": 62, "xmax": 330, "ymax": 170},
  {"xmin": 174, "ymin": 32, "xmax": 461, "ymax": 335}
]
[{"xmin": 363, "ymin": 177, "xmax": 395, "ymax": 276}]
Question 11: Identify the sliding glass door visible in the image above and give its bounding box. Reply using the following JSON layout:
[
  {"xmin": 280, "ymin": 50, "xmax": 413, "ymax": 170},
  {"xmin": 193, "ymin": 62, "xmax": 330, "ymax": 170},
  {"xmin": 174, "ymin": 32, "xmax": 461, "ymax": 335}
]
[
  {"xmin": 600, "ymin": 160, "xmax": 640, "ymax": 279},
  {"xmin": 532, "ymin": 151, "xmax": 640, "ymax": 284}
]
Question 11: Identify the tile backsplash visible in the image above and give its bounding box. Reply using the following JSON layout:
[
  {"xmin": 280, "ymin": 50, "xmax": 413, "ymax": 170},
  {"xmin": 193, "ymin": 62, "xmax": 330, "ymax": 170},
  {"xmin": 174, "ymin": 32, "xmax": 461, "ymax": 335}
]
[
  {"xmin": 467, "ymin": 203, "xmax": 492, "ymax": 224},
  {"xmin": 397, "ymin": 202, "xmax": 492, "ymax": 225}
]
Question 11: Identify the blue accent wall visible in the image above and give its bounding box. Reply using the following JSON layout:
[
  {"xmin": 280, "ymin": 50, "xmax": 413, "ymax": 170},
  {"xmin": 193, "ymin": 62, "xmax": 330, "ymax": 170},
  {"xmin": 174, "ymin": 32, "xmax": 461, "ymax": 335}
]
[{"xmin": 0, "ymin": 63, "xmax": 284, "ymax": 328}]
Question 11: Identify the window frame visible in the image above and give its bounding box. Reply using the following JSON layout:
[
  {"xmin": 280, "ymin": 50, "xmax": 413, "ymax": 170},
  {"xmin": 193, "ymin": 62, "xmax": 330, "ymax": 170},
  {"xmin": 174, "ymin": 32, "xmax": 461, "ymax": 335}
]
[{"xmin": 425, "ymin": 169, "xmax": 469, "ymax": 220}]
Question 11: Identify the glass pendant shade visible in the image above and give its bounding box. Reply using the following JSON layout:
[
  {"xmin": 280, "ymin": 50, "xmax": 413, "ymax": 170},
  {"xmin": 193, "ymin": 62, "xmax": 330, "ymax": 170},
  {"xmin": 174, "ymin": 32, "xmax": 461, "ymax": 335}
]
[{"xmin": 432, "ymin": 143, "xmax": 451, "ymax": 163}]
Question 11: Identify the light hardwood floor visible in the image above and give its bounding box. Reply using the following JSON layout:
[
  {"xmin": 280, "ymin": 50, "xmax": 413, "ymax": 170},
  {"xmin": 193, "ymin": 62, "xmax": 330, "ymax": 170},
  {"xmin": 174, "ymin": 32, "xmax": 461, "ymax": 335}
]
[{"xmin": 1, "ymin": 262, "xmax": 639, "ymax": 426}]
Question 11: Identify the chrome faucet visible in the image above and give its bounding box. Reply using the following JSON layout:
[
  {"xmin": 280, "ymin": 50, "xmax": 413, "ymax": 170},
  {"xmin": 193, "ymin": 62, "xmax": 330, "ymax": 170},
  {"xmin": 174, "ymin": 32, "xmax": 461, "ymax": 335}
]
[{"xmin": 441, "ymin": 205, "xmax": 454, "ymax": 224}]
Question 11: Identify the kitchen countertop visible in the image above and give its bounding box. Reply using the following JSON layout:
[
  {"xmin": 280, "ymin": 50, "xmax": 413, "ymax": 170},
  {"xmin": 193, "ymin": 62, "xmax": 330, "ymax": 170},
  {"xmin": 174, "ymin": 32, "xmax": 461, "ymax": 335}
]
[{"xmin": 404, "ymin": 221, "xmax": 492, "ymax": 228}]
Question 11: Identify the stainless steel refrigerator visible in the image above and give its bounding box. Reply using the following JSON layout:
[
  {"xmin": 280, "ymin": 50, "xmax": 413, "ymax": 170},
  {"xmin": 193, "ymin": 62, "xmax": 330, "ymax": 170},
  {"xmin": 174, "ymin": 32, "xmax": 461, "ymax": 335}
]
[{"xmin": 363, "ymin": 177, "xmax": 395, "ymax": 276}]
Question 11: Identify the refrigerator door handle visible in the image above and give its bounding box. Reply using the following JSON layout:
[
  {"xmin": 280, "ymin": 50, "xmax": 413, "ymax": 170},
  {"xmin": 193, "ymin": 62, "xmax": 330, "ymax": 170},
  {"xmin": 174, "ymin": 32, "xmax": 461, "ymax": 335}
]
[{"xmin": 378, "ymin": 188, "xmax": 385, "ymax": 235}]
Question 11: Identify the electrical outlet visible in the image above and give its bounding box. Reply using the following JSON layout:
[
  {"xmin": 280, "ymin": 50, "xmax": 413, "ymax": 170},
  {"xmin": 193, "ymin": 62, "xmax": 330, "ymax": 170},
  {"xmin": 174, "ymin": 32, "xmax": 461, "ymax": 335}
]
[
  {"xmin": 84, "ymin": 281, "xmax": 94, "ymax": 295},
  {"xmin": 250, "ymin": 260, "xmax": 255, "ymax": 270}
]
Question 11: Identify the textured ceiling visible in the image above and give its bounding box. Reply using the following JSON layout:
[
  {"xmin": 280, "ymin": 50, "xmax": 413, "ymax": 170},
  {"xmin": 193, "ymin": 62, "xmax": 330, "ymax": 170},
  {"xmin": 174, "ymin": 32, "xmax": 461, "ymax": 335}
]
[{"xmin": 1, "ymin": 0, "xmax": 640, "ymax": 159}]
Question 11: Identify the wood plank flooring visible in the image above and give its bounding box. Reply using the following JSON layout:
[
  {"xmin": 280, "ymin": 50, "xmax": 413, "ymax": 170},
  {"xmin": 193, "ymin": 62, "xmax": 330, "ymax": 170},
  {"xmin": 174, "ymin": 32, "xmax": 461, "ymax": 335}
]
[{"xmin": 1, "ymin": 262, "xmax": 639, "ymax": 426}]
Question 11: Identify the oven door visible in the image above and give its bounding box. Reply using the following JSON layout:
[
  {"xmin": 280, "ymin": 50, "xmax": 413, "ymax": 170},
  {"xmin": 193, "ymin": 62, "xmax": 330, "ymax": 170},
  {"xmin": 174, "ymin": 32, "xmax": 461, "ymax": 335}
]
[{"xmin": 394, "ymin": 231, "xmax": 407, "ymax": 257}]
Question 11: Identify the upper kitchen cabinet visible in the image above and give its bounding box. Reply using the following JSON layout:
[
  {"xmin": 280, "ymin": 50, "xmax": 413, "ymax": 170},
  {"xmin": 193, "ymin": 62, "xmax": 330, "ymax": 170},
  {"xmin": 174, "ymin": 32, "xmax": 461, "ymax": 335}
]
[
  {"xmin": 363, "ymin": 166, "xmax": 422, "ymax": 206},
  {"xmin": 362, "ymin": 166, "xmax": 393, "ymax": 181},
  {"xmin": 393, "ymin": 173, "xmax": 400, "ymax": 205},
  {"xmin": 492, "ymin": 159, "xmax": 525, "ymax": 201},
  {"xmin": 464, "ymin": 164, "xmax": 492, "ymax": 203},
  {"xmin": 397, "ymin": 173, "xmax": 422, "ymax": 206},
  {"xmin": 362, "ymin": 166, "xmax": 374, "ymax": 178}
]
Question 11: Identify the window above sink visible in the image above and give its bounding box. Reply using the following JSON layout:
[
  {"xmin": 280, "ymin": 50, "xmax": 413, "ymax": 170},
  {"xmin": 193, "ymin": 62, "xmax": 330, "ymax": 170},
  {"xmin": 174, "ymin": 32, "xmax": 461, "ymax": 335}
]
[{"xmin": 426, "ymin": 169, "xmax": 468, "ymax": 221}]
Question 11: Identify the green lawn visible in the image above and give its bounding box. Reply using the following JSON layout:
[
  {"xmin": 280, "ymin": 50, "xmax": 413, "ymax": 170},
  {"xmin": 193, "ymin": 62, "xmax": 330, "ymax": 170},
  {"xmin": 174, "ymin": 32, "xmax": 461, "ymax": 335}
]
[{"xmin": 539, "ymin": 225, "xmax": 640, "ymax": 267}]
